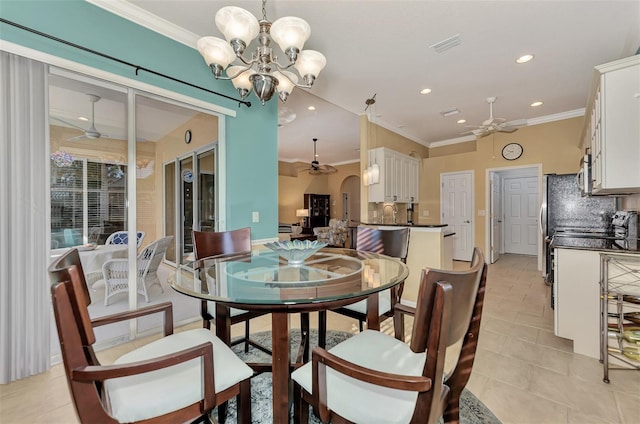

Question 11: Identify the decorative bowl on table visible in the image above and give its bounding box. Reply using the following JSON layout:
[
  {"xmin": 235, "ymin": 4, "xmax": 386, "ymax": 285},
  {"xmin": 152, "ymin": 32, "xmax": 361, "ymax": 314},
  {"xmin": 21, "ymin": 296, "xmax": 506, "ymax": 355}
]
[{"xmin": 264, "ymin": 240, "xmax": 328, "ymax": 265}]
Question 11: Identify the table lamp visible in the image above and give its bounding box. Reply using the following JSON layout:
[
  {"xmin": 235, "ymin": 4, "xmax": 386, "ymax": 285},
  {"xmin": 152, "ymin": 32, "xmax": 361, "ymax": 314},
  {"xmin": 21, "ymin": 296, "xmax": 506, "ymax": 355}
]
[{"xmin": 296, "ymin": 208, "xmax": 309, "ymax": 227}]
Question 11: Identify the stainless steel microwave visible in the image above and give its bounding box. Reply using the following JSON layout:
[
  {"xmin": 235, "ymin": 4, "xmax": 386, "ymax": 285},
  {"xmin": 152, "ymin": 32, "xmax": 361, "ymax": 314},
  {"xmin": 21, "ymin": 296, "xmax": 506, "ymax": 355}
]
[{"xmin": 576, "ymin": 153, "xmax": 592, "ymax": 196}]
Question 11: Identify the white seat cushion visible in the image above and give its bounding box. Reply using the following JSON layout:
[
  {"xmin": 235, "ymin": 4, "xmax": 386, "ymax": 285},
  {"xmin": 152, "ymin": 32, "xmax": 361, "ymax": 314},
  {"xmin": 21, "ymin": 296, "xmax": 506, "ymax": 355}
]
[
  {"xmin": 206, "ymin": 301, "xmax": 252, "ymax": 318},
  {"xmin": 291, "ymin": 330, "xmax": 426, "ymax": 424},
  {"xmin": 105, "ymin": 328, "xmax": 252, "ymax": 422},
  {"xmin": 342, "ymin": 289, "xmax": 392, "ymax": 316}
]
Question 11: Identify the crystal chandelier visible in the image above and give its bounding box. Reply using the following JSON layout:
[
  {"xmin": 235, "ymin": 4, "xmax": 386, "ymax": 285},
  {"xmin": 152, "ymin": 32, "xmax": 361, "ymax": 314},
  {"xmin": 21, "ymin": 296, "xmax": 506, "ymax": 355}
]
[{"xmin": 197, "ymin": 0, "xmax": 327, "ymax": 105}]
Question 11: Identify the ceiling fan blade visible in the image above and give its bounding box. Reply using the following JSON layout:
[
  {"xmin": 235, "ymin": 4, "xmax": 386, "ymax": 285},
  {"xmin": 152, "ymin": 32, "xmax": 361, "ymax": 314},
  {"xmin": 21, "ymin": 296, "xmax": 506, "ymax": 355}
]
[
  {"xmin": 497, "ymin": 126, "xmax": 520, "ymax": 133},
  {"xmin": 51, "ymin": 116, "xmax": 87, "ymax": 131},
  {"xmin": 319, "ymin": 164, "xmax": 338, "ymax": 174},
  {"xmin": 67, "ymin": 134, "xmax": 88, "ymax": 142},
  {"xmin": 504, "ymin": 118, "xmax": 528, "ymax": 128}
]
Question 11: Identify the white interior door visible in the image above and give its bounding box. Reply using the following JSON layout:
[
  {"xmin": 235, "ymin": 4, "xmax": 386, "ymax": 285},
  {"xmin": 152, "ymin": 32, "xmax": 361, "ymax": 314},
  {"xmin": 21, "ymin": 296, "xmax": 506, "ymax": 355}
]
[
  {"xmin": 504, "ymin": 176, "xmax": 538, "ymax": 255},
  {"xmin": 490, "ymin": 173, "xmax": 502, "ymax": 263},
  {"xmin": 441, "ymin": 171, "xmax": 474, "ymax": 261}
]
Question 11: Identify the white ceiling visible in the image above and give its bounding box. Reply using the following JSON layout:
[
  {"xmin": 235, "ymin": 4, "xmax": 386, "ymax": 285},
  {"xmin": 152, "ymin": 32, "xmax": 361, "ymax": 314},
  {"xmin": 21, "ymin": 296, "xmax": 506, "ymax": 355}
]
[{"xmin": 83, "ymin": 0, "xmax": 639, "ymax": 165}]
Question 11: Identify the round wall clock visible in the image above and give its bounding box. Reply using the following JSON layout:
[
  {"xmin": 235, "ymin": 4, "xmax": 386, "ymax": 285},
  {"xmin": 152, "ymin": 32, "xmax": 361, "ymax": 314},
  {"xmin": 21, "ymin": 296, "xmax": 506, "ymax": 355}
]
[
  {"xmin": 502, "ymin": 142, "xmax": 523, "ymax": 160},
  {"xmin": 184, "ymin": 129, "xmax": 192, "ymax": 144}
]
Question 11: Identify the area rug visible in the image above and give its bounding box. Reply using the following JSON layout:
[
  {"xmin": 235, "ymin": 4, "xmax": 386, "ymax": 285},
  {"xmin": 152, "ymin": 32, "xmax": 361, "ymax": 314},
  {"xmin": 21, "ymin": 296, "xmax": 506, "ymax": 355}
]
[{"xmin": 215, "ymin": 329, "xmax": 501, "ymax": 424}]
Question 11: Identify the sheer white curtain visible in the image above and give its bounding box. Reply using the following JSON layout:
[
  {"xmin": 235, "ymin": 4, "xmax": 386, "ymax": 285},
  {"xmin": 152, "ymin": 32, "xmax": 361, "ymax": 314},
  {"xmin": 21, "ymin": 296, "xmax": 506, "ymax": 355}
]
[{"xmin": 0, "ymin": 51, "xmax": 50, "ymax": 383}]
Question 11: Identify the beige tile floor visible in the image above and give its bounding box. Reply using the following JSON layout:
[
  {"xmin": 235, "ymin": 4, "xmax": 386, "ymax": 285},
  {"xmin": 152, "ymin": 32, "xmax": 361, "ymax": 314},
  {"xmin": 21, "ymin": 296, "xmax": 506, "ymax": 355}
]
[{"xmin": 1, "ymin": 254, "xmax": 638, "ymax": 423}]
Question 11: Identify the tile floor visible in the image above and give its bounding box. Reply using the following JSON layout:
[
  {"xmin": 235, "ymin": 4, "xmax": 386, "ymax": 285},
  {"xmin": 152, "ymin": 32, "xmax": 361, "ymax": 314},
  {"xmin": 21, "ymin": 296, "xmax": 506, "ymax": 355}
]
[{"xmin": 1, "ymin": 254, "xmax": 638, "ymax": 423}]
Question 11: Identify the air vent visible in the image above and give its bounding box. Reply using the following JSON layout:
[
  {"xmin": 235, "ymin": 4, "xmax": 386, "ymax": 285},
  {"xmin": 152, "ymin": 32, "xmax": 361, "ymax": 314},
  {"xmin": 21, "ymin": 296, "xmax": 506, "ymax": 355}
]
[
  {"xmin": 430, "ymin": 33, "xmax": 461, "ymax": 53},
  {"xmin": 440, "ymin": 108, "xmax": 460, "ymax": 117}
]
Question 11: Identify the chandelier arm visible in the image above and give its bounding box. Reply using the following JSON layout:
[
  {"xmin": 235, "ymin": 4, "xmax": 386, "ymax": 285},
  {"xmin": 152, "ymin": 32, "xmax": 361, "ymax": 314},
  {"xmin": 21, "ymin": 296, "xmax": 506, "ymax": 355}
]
[{"xmin": 271, "ymin": 61, "xmax": 312, "ymax": 88}]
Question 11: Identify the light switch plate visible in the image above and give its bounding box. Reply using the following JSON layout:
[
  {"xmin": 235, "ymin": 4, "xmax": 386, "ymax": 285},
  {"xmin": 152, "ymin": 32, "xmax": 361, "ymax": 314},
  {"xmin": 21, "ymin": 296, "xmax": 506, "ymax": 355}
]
[
  {"xmin": 478, "ymin": 210, "xmax": 486, "ymax": 216},
  {"xmin": 252, "ymin": 211, "xmax": 259, "ymax": 222}
]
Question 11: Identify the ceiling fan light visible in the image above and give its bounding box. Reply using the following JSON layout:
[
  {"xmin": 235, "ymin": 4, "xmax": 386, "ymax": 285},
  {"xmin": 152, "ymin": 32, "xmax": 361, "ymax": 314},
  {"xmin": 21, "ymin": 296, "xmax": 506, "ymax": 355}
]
[
  {"xmin": 215, "ymin": 6, "xmax": 260, "ymax": 46},
  {"xmin": 270, "ymin": 16, "xmax": 311, "ymax": 54},
  {"xmin": 197, "ymin": 36, "xmax": 236, "ymax": 71},
  {"xmin": 294, "ymin": 50, "xmax": 327, "ymax": 83}
]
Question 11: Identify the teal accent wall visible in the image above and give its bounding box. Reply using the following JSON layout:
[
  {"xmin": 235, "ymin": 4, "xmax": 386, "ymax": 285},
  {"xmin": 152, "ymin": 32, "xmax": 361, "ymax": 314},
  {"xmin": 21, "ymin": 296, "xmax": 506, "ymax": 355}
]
[{"xmin": 0, "ymin": 0, "xmax": 278, "ymax": 240}]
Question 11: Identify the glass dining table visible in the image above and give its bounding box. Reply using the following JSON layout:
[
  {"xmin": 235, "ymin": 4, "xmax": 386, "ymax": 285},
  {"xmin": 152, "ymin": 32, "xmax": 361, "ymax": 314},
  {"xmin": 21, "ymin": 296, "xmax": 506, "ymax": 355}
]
[{"xmin": 169, "ymin": 247, "xmax": 409, "ymax": 424}]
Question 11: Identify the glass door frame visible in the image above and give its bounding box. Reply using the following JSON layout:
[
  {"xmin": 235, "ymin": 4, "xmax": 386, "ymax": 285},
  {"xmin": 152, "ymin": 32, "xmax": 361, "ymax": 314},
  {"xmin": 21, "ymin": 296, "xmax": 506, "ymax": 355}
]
[{"xmin": 163, "ymin": 143, "xmax": 218, "ymax": 267}]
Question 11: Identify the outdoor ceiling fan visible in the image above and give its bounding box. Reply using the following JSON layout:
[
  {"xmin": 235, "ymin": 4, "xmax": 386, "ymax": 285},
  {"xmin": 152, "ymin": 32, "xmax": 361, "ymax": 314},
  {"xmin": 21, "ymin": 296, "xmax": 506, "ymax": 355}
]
[
  {"xmin": 299, "ymin": 138, "xmax": 337, "ymax": 175},
  {"xmin": 51, "ymin": 94, "xmax": 111, "ymax": 141},
  {"xmin": 461, "ymin": 96, "xmax": 527, "ymax": 138}
]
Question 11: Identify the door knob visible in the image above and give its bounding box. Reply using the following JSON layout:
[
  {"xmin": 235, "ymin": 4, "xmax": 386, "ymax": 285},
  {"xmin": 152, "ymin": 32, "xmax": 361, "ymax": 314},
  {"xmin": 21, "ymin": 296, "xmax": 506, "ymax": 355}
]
[{"xmin": 464, "ymin": 220, "xmax": 471, "ymax": 223}]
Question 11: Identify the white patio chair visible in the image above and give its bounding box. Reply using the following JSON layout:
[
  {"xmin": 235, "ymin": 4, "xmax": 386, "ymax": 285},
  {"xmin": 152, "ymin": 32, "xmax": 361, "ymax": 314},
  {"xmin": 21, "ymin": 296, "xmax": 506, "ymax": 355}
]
[
  {"xmin": 102, "ymin": 236, "xmax": 172, "ymax": 305},
  {"xmin": 105, "ymin": 230, "xmax": 146, "ymax": 248}
]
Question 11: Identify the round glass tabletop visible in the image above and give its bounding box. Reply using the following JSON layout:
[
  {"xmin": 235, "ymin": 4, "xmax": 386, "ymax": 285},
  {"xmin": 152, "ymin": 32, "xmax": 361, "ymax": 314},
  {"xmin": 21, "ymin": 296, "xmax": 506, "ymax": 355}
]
[{"xmin": 169, "ymin": 247, "xmax": 409, "ymax": 306}]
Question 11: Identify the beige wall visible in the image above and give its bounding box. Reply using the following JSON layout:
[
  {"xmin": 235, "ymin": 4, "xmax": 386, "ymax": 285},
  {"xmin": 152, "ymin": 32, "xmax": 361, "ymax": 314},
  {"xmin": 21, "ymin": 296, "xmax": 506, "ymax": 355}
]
[
  {"xmin": 419, "ymin": 117, "xmax": 585, "ymax": 256},
  {"xmin": 278, "ymin": 162, "xmax": 361, "ymax": 224},
  {"xmin": 621, "ymin": 194, "xmax": 640, "ymax": 212}
]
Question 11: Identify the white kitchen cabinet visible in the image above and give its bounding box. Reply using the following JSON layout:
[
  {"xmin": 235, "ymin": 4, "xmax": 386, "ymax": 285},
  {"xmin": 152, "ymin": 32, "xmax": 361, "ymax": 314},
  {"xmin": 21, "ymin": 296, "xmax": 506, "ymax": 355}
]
[
  {"xmin": 582, "ymin": 55, "xmax": 640, "ymax": 194},
  {"xmin": 368, "ymin": 147, "xmax": 420, "ymax": 203},
  {"xmin": 554, "ymin": 248, "xmax": 601, "ymax": 359}
]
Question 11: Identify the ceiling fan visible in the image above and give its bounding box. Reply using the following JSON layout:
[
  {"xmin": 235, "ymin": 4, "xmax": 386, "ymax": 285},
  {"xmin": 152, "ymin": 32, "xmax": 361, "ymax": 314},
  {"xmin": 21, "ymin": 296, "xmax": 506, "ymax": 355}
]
[
  {"xmin": 461, "ymin": 96, "xmax": 527, "ymax": 138},
  {"xmin": 51, "ymin": 94, "xmax": 111, "ymax": 141},
  {"xmin": 299, "ymin": 138, "xmax": 337, "ymax": 175}
]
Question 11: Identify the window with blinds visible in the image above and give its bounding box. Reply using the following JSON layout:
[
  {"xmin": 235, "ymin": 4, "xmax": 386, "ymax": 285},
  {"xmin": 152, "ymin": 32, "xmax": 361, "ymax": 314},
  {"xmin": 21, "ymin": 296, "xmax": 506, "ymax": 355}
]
[{"xmin": 51, "ymin": 159, "xmax": 127, "ymax": 248}]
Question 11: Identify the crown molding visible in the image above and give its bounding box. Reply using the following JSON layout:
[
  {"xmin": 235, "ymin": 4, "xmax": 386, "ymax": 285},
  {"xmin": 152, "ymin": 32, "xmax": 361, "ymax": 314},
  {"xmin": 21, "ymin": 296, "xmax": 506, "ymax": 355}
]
[
  {"xmin": 526, "ymin": 108, "xmax": 585, "ymax": 126},
  {"xmin": 429, "ymin": 135, "xmax": 476, "ymax": 148},
  {"xmin": 86, "ymin": 0, "xmax": 199, "ymax": 48}
]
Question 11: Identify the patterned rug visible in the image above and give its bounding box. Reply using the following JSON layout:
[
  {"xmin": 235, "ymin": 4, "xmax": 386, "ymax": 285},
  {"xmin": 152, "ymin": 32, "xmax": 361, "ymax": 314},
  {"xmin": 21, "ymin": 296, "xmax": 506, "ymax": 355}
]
[{"xmin": 216, "ymin": 330, "xmax": 501, "ymax": 424}]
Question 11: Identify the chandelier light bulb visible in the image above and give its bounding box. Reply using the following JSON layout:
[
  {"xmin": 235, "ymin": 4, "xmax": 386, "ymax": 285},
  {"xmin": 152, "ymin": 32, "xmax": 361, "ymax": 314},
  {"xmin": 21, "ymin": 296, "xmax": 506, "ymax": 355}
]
[
  {"xmin": 270, "ymin": 16, "xmax": 311, "ymax": 56},
  {"xmin": 197, "ymin": 37, "xmax": 236, "ymax": 75},
  {"xmin": 215, "ymin": 6, "xmax": 260, "ymax": 46},
  {"xmin": 273, "ymin": 70, "xmax": 298, "ymax": 102},
  {"xmin": 294, "ymin": 50, "xmax": 327, "ymax": 84}
]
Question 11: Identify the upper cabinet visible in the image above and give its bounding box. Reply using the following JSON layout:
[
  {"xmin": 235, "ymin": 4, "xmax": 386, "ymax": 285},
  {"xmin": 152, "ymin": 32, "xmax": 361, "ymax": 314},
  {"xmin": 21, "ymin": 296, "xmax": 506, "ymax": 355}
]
[
  {"xmin": 368, "ymin": 147, "xmax": 420, "ymax": 203},
  {"xmin": 582, "ymin": 56, "xmax": 640, "ymax": 194}
]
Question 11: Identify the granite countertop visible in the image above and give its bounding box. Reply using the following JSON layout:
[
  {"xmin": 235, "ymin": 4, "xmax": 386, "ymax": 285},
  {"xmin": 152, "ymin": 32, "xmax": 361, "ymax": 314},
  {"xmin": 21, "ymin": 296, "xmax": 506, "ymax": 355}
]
[
  {"xmin": 551, "ymin": 236, "xmax": 640, "ymax": 254},
  {"xmin": 360, "ymin": 222, "xmax": 448, "ymax": 228}
]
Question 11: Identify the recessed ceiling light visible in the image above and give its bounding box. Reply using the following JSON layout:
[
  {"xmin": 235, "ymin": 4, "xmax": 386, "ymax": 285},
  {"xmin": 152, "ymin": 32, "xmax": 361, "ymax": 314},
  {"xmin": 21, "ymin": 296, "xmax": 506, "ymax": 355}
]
[
  {"xmin": 420, "ymin": 88, "xmax": 432, "ymax": 95},
  {"xmin": 516, "ymin": 54, "xmax": 534, "ymax": 64},
  {"xmin": 531, "ymin": 101, "xmax": 543, "ymax": 107},
  {"xmin": 308, "ymin": 106, "xmax": 316, "ymax": 111},
  {"xmin": 457, "ymin": 119, "xmax": 466, "ymax": 124},
  {"xmin": 78, "ymin": 116, "xmax": 89, "ymax": 121}
]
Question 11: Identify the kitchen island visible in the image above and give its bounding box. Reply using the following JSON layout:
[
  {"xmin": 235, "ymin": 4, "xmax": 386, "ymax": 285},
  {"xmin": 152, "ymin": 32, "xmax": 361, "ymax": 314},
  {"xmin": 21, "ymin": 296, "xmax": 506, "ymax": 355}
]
[{"xmin": 361, "ymin": 223, "xmax": 454, "ymax": 303}]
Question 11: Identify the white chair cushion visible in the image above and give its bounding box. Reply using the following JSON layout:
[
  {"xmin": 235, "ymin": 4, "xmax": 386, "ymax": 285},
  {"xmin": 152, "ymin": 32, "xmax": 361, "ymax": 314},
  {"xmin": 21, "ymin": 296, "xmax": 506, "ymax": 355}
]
[
  {"xmin": 291, "ymin": 329, "xmax": 426, "ymax": 424},
  {"xmin": 105, "ymin": 328, "xmax": 252, "ymax": 422},
  {"xmin": 206, "ymin": 301, "xmax": 252, "ymax": 318},
  {"xmin": 343, "ymin": 289, "xmax": 392, "ymax": 316}
]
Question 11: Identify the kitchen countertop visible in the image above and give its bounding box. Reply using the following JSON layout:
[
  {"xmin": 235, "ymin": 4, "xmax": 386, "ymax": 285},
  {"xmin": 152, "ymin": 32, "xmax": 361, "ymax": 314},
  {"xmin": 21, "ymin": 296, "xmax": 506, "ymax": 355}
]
[
  {"xmin": 551, "ymin": 236, "xmax": 640, "ymax": 254},
  {"xmin": 360, "ymin": 222, "xmax": 448, "ymax": 228}
]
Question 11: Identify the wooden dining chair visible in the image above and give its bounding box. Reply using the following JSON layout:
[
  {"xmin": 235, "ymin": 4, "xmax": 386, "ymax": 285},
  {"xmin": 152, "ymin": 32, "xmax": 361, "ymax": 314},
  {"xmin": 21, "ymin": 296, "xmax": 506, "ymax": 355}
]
[
  {"xmin": 192, "ymin": 228, "xmax": 270, "ymax": 354},
  {"xmin": 395, "ymin": 247, "xmax": 489, "ymax": 423},
  {"xmin": 49, "ymin": 248, "xmax": 252, "ymax": 424},
  {"xmin": 310, "ymin": 226, "xmax": 410, "ymax": 350},
  {"xmin": 292, "ymin": 250, "xmax": 486, "ymax": 424}
]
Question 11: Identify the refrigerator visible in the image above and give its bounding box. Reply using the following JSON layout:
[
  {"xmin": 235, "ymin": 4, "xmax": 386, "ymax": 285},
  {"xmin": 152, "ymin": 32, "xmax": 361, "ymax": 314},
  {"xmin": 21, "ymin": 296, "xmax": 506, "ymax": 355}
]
[{"xmin": 541, "ymin": 173, "xmax": 617, "ymax": 284}]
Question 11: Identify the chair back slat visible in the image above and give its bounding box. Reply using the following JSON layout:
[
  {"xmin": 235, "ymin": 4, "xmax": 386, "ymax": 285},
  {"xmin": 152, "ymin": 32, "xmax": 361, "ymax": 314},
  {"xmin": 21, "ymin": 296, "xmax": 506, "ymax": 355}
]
[
  {"xmin": 192, "ymin": 228, "xmax": 251, "ymax": 260},
  {"xmin": 410, "ymin": 248, "xmax": 485, "ymax": 353},
  {"xmin": 356, "ymin": 226, "xmax": 410, "ymax": 262}
]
